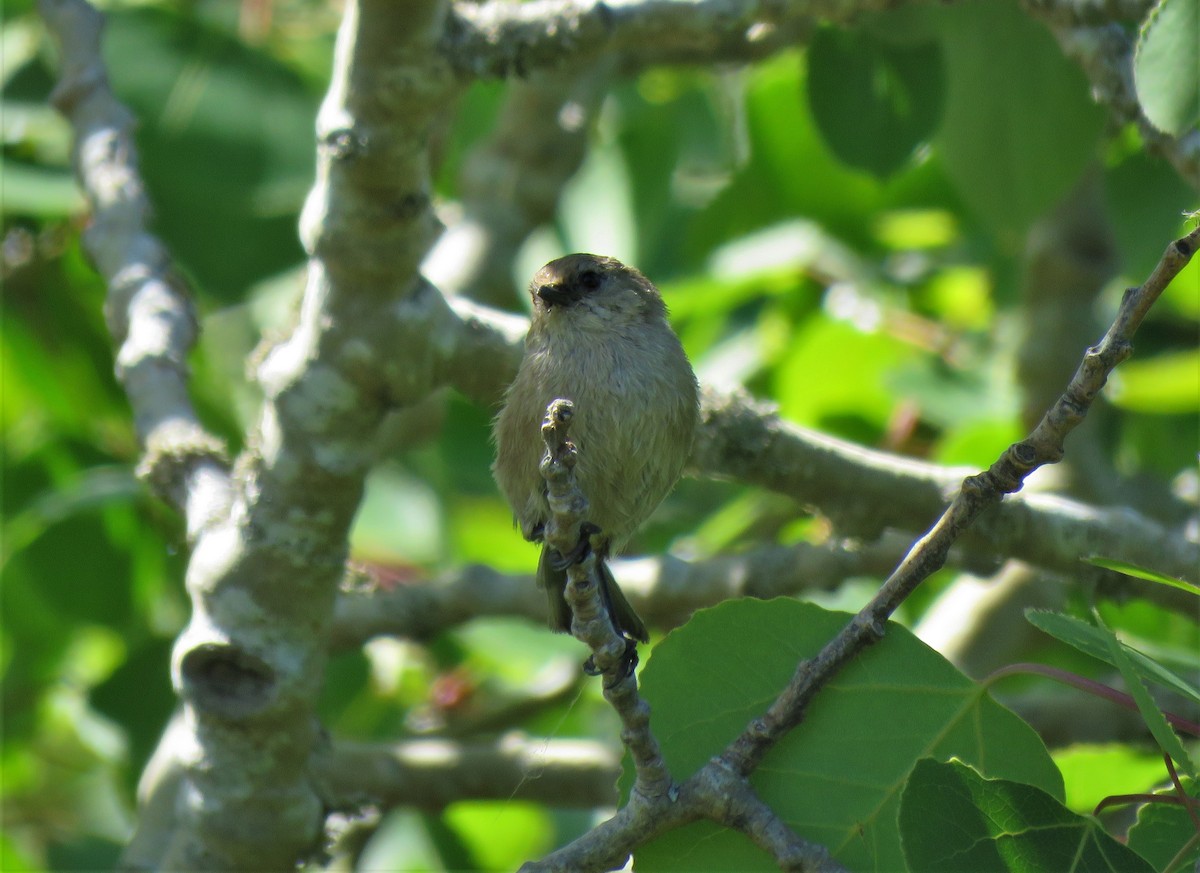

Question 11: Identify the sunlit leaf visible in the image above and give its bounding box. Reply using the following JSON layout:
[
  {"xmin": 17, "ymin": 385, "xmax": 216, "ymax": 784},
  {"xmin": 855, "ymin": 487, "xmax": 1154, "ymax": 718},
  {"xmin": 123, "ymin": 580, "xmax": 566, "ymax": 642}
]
[
  {"xmin": 1052, "ymin": 743, "xmax": 1169, "ymax": 815},
  {"xmin": 1134, "ymin": 0, "xmax": 1200, "ymax": 136},
  {"xmin": 1107, "ymin": 349, "xmax": 1200, "ymax": 414},
  {"xmin": 1086, "ymin": 556, "xmax": 1200, "ymax": 598},
  {"xmin": 632, "ymin": 600, "xmax": 1060, "ymax": 872}
]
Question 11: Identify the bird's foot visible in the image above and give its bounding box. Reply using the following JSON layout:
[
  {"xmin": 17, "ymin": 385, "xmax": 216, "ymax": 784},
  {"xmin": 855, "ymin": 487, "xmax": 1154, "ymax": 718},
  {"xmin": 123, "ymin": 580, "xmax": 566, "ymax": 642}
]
[
  {"xmin": 547, "ymin": 521, "xmax": 602, "ymax": 571},
  {"xmin": 582, "ymin": 638, "xmax": 639, "ymax": 681}
]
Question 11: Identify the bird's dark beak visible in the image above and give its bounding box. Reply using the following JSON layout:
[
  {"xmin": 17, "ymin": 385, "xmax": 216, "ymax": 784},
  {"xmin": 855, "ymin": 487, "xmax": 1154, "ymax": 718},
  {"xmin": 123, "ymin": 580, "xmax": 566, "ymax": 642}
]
[{"xmin": 536, "ymin": 282, "xmax": 576, "ymax": 308}]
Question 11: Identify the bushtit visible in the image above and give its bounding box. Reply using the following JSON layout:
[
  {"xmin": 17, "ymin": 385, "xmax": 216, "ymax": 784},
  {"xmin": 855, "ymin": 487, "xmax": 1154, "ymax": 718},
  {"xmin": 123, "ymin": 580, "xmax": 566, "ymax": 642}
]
[{"xmin": 493, "ymin": 253, "xmax": 700, "ymax": 646}]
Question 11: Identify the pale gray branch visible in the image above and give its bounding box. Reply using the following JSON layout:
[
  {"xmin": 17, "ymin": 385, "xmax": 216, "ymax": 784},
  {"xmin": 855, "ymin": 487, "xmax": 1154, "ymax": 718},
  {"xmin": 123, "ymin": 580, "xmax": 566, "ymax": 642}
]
[
  {"xmin": 694, "ymin": 389, "xmax": 1200, "ymax": 594},
  {"xmin": 441, "ymin": 0, "xmax": 896, "ymax": 78},
  {"xmin": 314, "ymin": 735, "xmax": 621, "ymax": 810},
  {"xmin": 329, "ymin": 536, "xmax": 912, "ymax": 650},
  {"xmin": 114, "ymin": 0, "xmax": 464, "ymax": 868},
  {"xmin": 425, "ymin": 65, "xmax": 611, "ymax": 307},
  {"xmin": 38, "ymin": 0, "xmax": 230, "ymax": 537}
]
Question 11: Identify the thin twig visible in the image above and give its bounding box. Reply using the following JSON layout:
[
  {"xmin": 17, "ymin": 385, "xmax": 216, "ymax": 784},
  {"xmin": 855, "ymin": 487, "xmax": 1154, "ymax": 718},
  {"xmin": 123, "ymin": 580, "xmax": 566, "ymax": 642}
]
[
  {"xmin": 537, "ymin": 400, "xmax": 673, "ymax": 794},
  {"xmin": 719, "ymin": 225, "xmax": 1200, "ymax": 776}
]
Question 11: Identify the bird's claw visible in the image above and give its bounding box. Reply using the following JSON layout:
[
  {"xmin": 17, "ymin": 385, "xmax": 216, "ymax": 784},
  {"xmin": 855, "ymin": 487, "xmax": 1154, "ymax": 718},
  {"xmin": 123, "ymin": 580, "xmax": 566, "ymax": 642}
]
[
  {"xmin": 582, "ymin": 638, "xmax": 639, "ymax": 681},
  {"xmin": 547, "ymin": 521, "xmax": 602, "ymax": 571}
]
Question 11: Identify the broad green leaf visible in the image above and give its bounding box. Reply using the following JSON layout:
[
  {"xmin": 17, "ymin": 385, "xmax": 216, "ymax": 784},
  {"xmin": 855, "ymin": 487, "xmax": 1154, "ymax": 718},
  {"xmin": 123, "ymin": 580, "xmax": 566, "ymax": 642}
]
[
  {"xmin": 900, "ymin": 758, "xmax": 1155, "ymax": 872},
  {"xmin": 1094, "ymin": 608, "xmax": 1196, "ymax": 777},
  {"xmin": 1126, "ymin": 776, "xmax": 1200, "ymax": 871},
  {"xmin": 1134, "ymin": 0, "xmax": 1200, "ymax": 136},
  {"xmin": 1107, "ymin": 349, "xmax": 1200, "ymax": 414},
  {"xmin": 1, "ymin": 16, "xmax": 42, "ymax": 87},
  {"xmin": 1086, "ymin": 556, "xmax": 1200, "ymax": 598},
  {"xmin": 807, "ymin": 26, "xmax": 944, "ymax": 178},
  {"xmin": 688, "ymin": 51, "xmax": 883, "ymax": 256},
  {"xmin": 1027, "ymin": 610, "xmax": 1200, "ymax": 708},
  {"xmin": 350, "ymin": 462, "xmax": 444, "ymax": 565},
  {"xmin": 930, "ymin": 0, "xmax": 1105, "ymax": 235},
  {"xmin": 632, "ymin": 599, "xmax": 1061, "ymax": 872}
]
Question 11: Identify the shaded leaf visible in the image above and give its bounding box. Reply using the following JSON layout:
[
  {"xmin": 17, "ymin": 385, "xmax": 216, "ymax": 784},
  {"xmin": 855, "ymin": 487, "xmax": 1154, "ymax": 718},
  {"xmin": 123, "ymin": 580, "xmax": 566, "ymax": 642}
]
[
  {"xmin": 900, "ymin": 758, "xmax": 1155, "ymax": 872},
  {"xmin": 930, "ymin": 0, "xmax": 1104, "ymax": 235},
  {"xmin": 808, "ymin": 26, "xmax": 944, "ymax": 179},
  {"xmin": 1027, "ymin": 610, "xmax": 1200, "ymax": 709},
  {"xmin": 1126, "ymin": 776, "xmax": 1200, "ymax": 871},
  {"xmin": 102, "ymin": 7, "xmax": 317, "ymax": 300}
]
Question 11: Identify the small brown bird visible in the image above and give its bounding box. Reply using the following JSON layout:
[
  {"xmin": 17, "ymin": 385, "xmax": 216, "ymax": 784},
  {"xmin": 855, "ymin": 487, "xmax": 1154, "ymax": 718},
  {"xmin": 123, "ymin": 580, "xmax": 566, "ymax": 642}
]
[{"xmin": 493, "ymin": 253, "xmax": 700, "ymax": 646}]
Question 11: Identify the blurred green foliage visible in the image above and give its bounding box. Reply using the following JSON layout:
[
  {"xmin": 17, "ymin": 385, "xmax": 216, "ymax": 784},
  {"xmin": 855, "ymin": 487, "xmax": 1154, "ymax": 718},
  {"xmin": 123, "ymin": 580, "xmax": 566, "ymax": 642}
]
[{"xmin": 2, "ymin": 0, "xmax": 1197, "ymax": 870}]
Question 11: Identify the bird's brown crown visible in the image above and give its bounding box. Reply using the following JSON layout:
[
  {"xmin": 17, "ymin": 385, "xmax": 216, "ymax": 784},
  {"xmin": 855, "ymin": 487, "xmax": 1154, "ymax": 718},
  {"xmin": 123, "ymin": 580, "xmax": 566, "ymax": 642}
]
[{"xmin": 530, "ymin": 253, "xmax": 665, "ymax": 318}]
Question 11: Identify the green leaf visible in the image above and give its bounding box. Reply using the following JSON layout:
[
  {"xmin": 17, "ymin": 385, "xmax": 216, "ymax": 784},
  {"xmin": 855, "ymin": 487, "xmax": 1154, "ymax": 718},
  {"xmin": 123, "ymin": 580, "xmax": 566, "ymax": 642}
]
[
  {"xmin": 930, "ymin": 0, "xmax": 1105, "ymax": 235},
  {"xmin": 632, "ymin": 599, "xmax": 1061, "ymax": 872},
  {"xmin": 1053, "ymin": 744, "xmax": 1170, "ymax": 814},
  {"xmin": 1085, "ymin": 556, "xmax": 1200, "ymax": 598},
  {"xmin": 775, "ymin": 315, "xmax": 914, "ymax": 435},
  {"xmin": 1126, "ymin": 776, "xmax": 1200, "ymax": 871},
  {"xmin": 807, "ymin": 26, "xmax": 945, "ymax": 178},
  {"xmin": 1093, "ymin": 607, "xmax": 1196, "ymax": 777},
  {"xmin": 0, "ymin": 160, "xmax": 84, "ymax": 217},
  {"xmin": 900, "ymin": 758, "xmax": 1155, "ymax": 872},
  {"xmin": 1107, "ymin": 349, "xmax": 1200, "ymax": 414},
  {"xmin": 102, "ymin": 7, "xmax": 318, "ymax": 300},
  {"xmin": 1134, "ymin": 0, "xmax": 1200, "ymax": 136},
  {"xmin": 1104, "ymin": 152, "xmax": 1199, "ymax": 285},
  {"xmin": 1026, "ymin": 610, "xmax": 1200, "ymax": 708}
]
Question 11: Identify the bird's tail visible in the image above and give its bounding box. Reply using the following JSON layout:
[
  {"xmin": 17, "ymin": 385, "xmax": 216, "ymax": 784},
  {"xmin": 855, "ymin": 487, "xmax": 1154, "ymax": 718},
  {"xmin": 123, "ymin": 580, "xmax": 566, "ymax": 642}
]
[
  {"xmin": 537, "ymin": 548, "xmax": 649, "ymax": 643},
  {"xmin": 598, "ymin": 559, "xmax": 649, "ymax": 643},
  {"xmin": 537, "ymin": 546, "xmax": 573, "ymax": 634}
]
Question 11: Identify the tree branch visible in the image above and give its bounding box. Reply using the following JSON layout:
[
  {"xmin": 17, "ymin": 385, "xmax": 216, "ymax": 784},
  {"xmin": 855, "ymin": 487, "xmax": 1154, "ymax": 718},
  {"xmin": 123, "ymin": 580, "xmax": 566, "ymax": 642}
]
[
  {"xmin": 330, "ymin": 534, "xmax": 919, "ymax": 650},
  {"xmin": 112, "ymin": 0, "xmax": 463, "ymax": 867},
  {"xmin": 694, "ymin": 388, "xmax": 1199, "ymax": 592},
  {"xmin": 313, "ymin": 735, "xmax": 621, "ymax": 810},
  {"xmin": 440, "ymin": 0, "xmax": 898, "ymax": 78},
  {"xmin": 38, "ymin": 0, "xmax": 230, "ymax": 539},
  {"xmin": 424, "ymin": 65, "xmax": 611, "ymax": 307},
  {"xmin": 1030, "ymin": 10, "xmax": 1200, "ymax": 190}
]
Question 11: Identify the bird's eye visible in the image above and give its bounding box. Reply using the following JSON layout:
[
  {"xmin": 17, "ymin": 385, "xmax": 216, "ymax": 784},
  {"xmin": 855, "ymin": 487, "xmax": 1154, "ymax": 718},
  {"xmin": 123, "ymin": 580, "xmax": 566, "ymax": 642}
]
[{"xmin": 578, "ymin": 269, "xmax": 602, "ymax": 291}]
